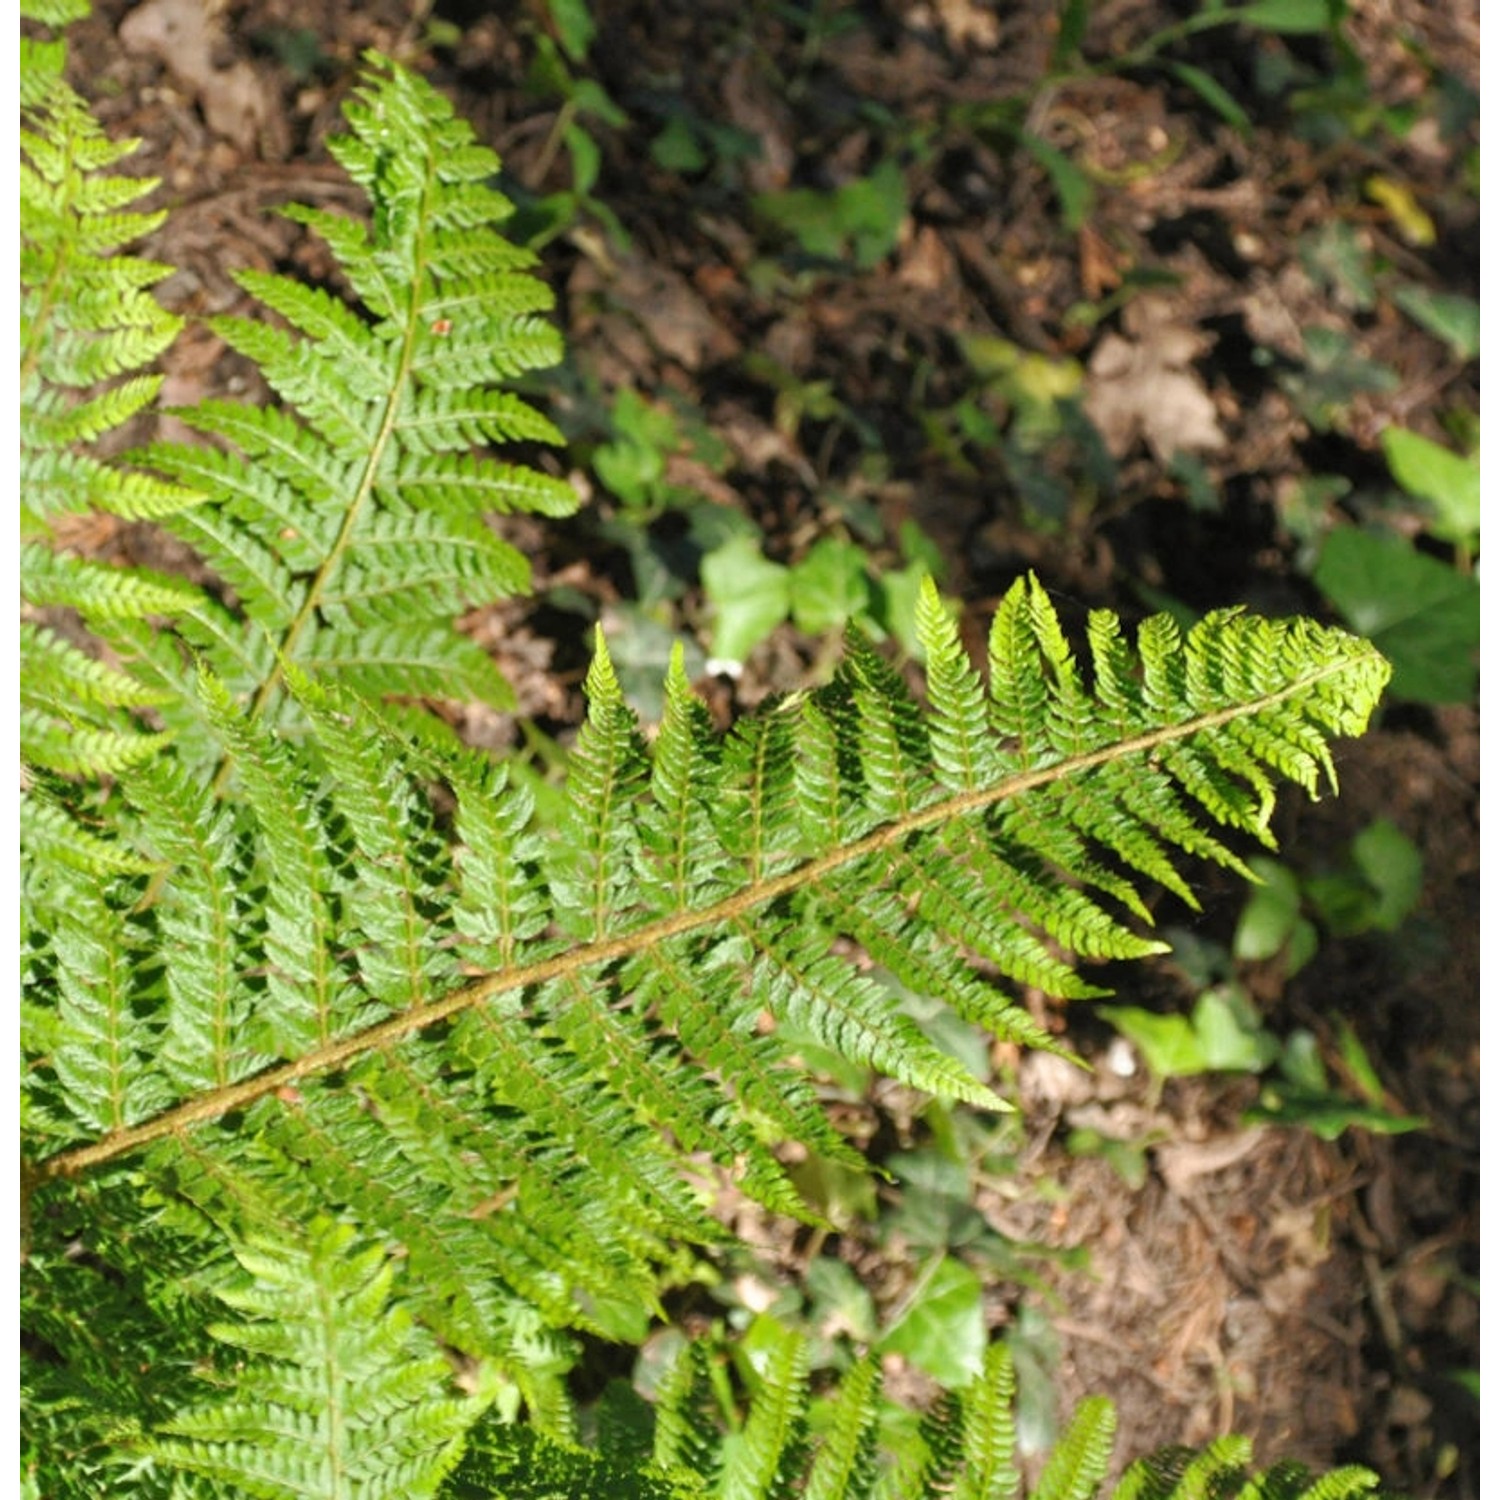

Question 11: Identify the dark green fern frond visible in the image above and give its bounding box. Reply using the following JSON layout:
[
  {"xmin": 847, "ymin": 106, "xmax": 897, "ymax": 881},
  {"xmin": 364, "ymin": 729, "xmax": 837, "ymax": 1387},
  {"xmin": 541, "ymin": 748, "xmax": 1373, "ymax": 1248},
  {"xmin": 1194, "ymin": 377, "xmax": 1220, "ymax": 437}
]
[
  {"xmin": 720, "ymin": 1317, "xmax": 813, "ymax": 1500},
  {"xmin": 1112, "ymin": 1437, "xmax": 1252, "ymax": 1500},
  {"xmin": 21, "ymin": 1174, "xmax": 237, "ymax": 1500},
  {"xmin": 447, "ymin": 1424, "xmax": 705, "ymax": 1500},
  {"xmin": 1110, "ymin": 1444, "xmax": 1382, "ymax": 1500},
  {"xmin": 426, "ymin": 1330, "xmax": 1391, "ymax": 1500},
  {"xmin": 652, "ymin": 1342, "xmax": 727, "ymax": 1486},
  {"xmin": 146, "ymin": 1218, "xmax": 482, "ymax": 1499},
  {"xmin": 132, "ymin": 54, "xmax": 578, "ymax": 720}
]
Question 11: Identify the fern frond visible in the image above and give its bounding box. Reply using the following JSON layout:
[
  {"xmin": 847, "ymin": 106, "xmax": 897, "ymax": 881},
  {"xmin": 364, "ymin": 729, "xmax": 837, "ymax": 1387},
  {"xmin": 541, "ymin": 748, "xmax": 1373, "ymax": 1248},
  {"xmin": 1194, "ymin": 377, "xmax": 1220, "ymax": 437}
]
[
  {"xmin": 1138, "ymin": 1436, "xmax": 1251, "ymax": 1500},
  {"xmin": 31, "ymin": 578, "xmax": 1389, "ymax": 1315},
  {"xmin": 20, "ymin": 50, "xmax": 185, "ymax": 522},
  {"xmin": 1031, "ymin": 1396, "xmax": 1115, "ymax": 1500},
  {"xmin": 804, "ymin": 1357, "xmax": 882, "ymax": 1500},
  {"xmin": 147, "ymin": 1218, "xmax": 481, "ymax": 1499},
  {"xmin": 652, "ymin": 1342, "xmax": 725, "ymax": 1484},
  {"xmin": 21, "ymin": 1173, "xmax": 236, "ymax": 1500},
  {"xmin": 1270, "ymin": 1466, "xmax": 1383, "ymax": 1500},
  {"xmin": 18, "ymin": 21, "xmax": 203, "ymax": 873},
  {"xmin": 953, "ymin": 1342, "xmax": 1020, "ymax": 1500},
  {"xmin": 127, "ymin": 53, "xmax": 577, "ymax": 721},
  {"xmin": 1110, "ymin": 1445, "xmax": 1384, "ymax": 1500},
  {"xmin": 720, "ymin": 1318, "xmax": 812, "ymax": 1500}
]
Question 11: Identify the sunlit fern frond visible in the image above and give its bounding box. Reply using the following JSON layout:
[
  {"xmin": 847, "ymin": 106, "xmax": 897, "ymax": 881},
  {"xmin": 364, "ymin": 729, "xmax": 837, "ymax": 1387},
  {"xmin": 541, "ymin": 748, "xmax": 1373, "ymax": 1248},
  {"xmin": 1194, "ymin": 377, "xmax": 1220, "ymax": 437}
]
[{"xmin": 129, "ymin": 53, "xmax": 578, "ymax": 726}]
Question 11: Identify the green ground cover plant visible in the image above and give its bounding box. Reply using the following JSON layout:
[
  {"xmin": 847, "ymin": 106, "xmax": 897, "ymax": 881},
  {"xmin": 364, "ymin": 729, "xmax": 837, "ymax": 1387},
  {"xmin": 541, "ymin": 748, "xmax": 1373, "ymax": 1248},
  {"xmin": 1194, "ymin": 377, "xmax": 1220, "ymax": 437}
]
[{"xmin": 21, "ymin": 9, "xmax": 1404, "ymax": 1496}]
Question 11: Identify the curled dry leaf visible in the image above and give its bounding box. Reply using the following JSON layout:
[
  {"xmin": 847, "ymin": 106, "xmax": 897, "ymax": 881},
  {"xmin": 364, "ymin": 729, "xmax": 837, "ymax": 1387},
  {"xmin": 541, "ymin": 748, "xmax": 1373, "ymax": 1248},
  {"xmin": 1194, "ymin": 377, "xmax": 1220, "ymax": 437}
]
[
  {"xmin": 1084, "ymin": 296, "xmax": 1227, "ymax": 463},
  {"xmin": 119, "ymin": 0, "xmax": 271, "ymax": 153}
]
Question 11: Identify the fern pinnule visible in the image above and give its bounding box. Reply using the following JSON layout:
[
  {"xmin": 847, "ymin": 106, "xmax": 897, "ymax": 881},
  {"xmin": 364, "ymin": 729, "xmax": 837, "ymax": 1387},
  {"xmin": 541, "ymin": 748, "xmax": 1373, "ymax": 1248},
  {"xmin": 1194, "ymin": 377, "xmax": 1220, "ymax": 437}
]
[
  {"xmin": 19, "ymin": 785, "xmax": 162, "ymax": 880},
  {"xmin": 124, "ymin": 760, "xmax": 269, "ymax": 1093},
  {"xmin": 551, "ymin": 635, "xmax": 655, "ymax": 941},
  {"xmin": 199, "ymin": 669, "xmax": 356, "ymax": 1057},
  {"xmin": 47, "ymin": 878, "xmax": 174, "ymax": 1134},
  {"xmin": 745, "ymin": 917, "xmax": 1005, "ymax": 1107},
  {"xmin": 918, "ymin": 581, "xmax": 1008, "ymax": 793},
  {"xmin": 640, "ymin": 647, "xmax": 738, "ymax": 914}
]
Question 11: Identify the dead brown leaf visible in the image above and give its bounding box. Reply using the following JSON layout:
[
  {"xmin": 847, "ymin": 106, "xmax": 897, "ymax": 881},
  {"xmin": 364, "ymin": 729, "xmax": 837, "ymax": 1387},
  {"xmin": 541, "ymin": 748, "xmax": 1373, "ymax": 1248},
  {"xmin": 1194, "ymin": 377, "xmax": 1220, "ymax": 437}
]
[
  {"xmin": 119, "ymin": 0, "xmax": 272, "ymax": 154},
  {"xmin": 1084, "ymin": 296, "xmax": 1227, "ymax": 463}
]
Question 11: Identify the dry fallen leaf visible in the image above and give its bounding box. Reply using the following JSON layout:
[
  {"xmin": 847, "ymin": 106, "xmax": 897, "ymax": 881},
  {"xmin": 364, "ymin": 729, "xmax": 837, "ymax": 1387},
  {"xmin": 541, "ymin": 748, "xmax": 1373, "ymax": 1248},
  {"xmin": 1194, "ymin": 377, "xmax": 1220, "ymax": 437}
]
[
  {"xmin": 933, "ymin": 0, "xmax": 1002, "ymax": 50},
  {"xmin": 1084, "ymin": 296, "xmax": 1227, "ymax": 463},
  {"xmin": 119, "ymin": 0, "xmax": 269, "ymax": 153}
]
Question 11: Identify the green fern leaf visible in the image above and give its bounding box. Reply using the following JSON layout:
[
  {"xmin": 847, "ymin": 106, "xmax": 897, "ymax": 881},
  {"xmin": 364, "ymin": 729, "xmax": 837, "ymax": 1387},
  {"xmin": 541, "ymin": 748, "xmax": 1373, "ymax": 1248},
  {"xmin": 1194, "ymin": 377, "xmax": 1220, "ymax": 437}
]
[
  {"xmin": 803, "ymin": 1357, "xmax": 882, "ymax": 1500},
  {"xmin": 652, "ymin": 1342, "xmax": 726, "ymax": 1486},
  {"xmin": 114, "ymin": 54, "xmax": 578, "ymax": 726},
  {"xmin": 149, "ymin": 1218, "xmax": 481, "ymax": 1499},
  {"xmin": 954, "ymin": 1342, "xmax": 1020, "ymax": 1500},
  {"xmin": 720, "ymin": 1319, "xmax": 811, "ymax": 1500},
  {"xmin": 1031, "ymin": 1396, "xmax": 1115, "ymax": 1500}
]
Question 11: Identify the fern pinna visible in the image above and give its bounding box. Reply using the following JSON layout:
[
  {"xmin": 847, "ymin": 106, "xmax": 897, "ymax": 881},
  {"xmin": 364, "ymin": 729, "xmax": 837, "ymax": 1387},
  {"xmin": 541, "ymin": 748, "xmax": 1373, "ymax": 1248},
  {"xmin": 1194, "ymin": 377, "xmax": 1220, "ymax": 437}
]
[{"xmin": 20, "ymin": 23, "xmax": 1394, "ymax": 1500}]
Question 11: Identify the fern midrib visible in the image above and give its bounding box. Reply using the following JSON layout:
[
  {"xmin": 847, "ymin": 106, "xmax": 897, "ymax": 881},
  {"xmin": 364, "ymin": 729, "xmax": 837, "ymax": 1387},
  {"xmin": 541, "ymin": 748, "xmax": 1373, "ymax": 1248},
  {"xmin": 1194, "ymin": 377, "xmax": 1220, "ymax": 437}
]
[{"xmin": 32, "ymin": 659, "xmax": 1353, "ymax": 1185}]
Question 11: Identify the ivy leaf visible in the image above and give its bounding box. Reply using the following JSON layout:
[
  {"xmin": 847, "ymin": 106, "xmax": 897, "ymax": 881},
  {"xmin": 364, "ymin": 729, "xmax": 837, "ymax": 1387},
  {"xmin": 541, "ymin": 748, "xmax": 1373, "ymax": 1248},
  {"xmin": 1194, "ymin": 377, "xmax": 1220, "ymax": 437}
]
[
  {"xmin": 1235, "ymin": 857, "xmax": 1318, "ymax": 975},
  {"xmin": 1314, "ymin": 529, "xmax": 1478, "ymax": 703},
  {"xmin": 702, "ymin": 535, "xmax": 790, "ymax": 668},
  {"xmin": 1380, "ymin": 426, "xmax": 1479, "ymax": 549},
  {"xmin": 790, "ymin": 537, "xmax": 871, "ymax": 637},
  {"xmin": 1392, "ymin": 286, "xmax": 1480, "ymax": 362},
  {"xmin": 878, "ymin": 1255, "xmax": 986, "ymax": 1387}
]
